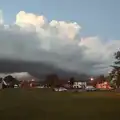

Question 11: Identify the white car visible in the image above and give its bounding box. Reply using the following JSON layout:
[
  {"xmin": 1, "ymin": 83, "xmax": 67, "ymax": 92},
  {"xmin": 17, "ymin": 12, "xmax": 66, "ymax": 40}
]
[
  {"xmin": 85, "ymin": 86, "xmax": 97, "ymax": 91},
  {"xmin": 53, "ymin": 87, "xmax": 67, "ymax": 92},
  {"xmin": 14, "ymin": 84, "xmax": 19, "ymax": 88}
]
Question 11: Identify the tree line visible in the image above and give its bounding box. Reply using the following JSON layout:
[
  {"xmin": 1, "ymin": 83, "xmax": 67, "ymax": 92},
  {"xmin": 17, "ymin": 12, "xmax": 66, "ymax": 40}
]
[{"xmin": 109, "ymin": 50, "xmax": 120, "ymax": 88}]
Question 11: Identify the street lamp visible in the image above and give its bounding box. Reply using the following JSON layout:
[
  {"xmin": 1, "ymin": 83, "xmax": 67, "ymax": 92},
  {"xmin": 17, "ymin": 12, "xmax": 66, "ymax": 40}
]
[{"xmin": 90, "ymin": 77, "xmax": 94, "ymax": 81}]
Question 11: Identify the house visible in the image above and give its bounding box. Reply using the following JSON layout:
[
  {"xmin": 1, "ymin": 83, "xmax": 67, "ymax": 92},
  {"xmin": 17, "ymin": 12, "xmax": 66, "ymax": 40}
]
[
  {"xmin": 96, "ymin": 81, "xmax": 112, "ymax": 90},
  {"xmin": 20, "ymin": 79, "xmax": 38, "ymax": 88},
  {"xmin": 20, "ymin": 80, "xmax": 30, "ymax": 88},
  {"xmin": 73, "ymin": 81, "xmax": 87, "ymax": 89},
  {"xmin": 2, "ymin": 79, "xmax": 14, "ymax": 88}
]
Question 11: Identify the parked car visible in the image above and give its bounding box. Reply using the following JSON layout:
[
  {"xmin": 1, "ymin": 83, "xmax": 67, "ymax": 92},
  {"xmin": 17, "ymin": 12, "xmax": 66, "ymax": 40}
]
[
  {"xmin": 53, "ymin": 87, "xmax": 67, "ymax": 92},
  {"xmin": 85, "ymin": 86, "xmax": 97, "ymax": 91},
  {"xmin": 59, "ymin": 87, "xmax": 67, "ymax": 91},
  {"xmin": 14, "ymin": 84, "xmax": 19, "ymax": 88}
]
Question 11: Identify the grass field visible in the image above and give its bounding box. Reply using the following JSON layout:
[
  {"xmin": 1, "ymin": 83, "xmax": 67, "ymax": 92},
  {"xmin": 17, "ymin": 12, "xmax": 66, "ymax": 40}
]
[{"xmin": 0, "ymin": 89, "xmax": 120, "ymax": 120}]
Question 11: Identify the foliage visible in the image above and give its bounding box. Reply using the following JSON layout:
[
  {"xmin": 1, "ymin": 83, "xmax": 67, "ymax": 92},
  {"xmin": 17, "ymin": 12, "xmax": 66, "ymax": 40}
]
[
  {"xmin": 110, "ymin": 50, "xmax": 120, "ymax": 88},
  {"xmin": 45, "ymin": 74, "xmax": 59, "ymax": 87},
  {"xmin": 99, "ymin": 75, "xmax": 106, "ymax": 82},
  {"xmin": 3, "ymin": 75, "xmax": 19, "ymax": 88},
  {"xmin": 69, "ymin": 77, "xmax": 75, "ymax": 88}
]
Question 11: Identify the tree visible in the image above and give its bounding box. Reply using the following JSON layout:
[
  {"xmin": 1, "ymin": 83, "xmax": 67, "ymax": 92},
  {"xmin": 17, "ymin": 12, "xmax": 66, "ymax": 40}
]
[
  {"xmin": 110, "ymin": 50, "xmax": 120, "ymax": 88},
  {"xmin": 45, "ymin": 74, "xmax": 59, "ymax": 87},
  {"xmin": 0, "ymin": 77, "xmax": 2, "ymax": 83},
  {"xmin": 99, "ymin": 75, "xmax": 106, "ymax": 82},
  {"xmin": 4, "ymin": 75, "xmax": 13, "ymax": 82},
  {"xmin": 3, "ymin": 75, "xmax": 19, "ymax": 88},
  {"xmin": 69, "ymin": 77, "xmax": 75, "ymax": 88}
]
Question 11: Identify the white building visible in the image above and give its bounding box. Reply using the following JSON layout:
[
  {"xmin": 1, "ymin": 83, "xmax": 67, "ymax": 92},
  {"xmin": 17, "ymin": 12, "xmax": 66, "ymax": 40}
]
[{"xmin": 73, "ymin": 82, "xmax": 87, "ymax": 88}]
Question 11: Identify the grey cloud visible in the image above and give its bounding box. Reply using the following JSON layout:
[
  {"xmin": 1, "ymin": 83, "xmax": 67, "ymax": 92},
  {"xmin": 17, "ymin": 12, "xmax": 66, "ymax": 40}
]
[{"xmin": 0, "ymin": 11, "xmax": 119, "ymax": 76}]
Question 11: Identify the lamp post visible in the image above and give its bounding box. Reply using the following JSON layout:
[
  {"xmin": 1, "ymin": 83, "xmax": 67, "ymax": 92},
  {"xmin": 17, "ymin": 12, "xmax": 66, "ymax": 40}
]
[{"xmin": 90, "ymin": 77, "xmax": 94, "ymax": 81}]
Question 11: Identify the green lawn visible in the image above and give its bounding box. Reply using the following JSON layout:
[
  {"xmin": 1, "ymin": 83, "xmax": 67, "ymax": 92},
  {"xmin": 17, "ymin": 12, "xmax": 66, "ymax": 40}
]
[{"xmin": 0, "ymin": 89, "xmax": 120, "ymax": 120}]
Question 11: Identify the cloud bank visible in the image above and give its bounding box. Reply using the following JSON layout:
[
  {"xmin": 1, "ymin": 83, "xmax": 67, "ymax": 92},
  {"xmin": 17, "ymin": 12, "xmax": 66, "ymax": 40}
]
[
  {"xmin": 0, "ymin": 72, "xmax": 30, "ymax": 79},
  {"xmin": 0, "ymin": 10, "xmax": 119, "ymax": 75}
]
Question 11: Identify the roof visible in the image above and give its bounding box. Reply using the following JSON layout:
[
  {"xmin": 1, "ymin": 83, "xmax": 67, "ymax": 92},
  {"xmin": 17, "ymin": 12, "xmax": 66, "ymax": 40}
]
[{"xmin": 74, "ymin": 80, "xmax": 87, "ymax": 82}]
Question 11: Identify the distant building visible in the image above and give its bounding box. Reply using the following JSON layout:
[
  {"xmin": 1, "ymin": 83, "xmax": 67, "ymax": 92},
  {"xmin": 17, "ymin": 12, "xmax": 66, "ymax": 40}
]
[
  {"xmin": 73, "ymin": 81, "xmax": 87, "ymax": 89},
  {"xmin": 20, "ymin": 80, "xmax": 30, "ymax": 88},
  {"xmin": 96, "ymin": 81, "xmax": 112, "ymax": 90}
]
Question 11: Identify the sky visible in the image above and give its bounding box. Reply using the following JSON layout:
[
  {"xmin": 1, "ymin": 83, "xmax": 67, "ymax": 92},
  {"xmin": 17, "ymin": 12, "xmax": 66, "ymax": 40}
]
[
  {"xmin": 0, "ymin": 0, "xmax": 119, "ymax": 76},
  {"xmin": 1, "ymin": 0, "xmax": 120, "ymax": 39}
]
